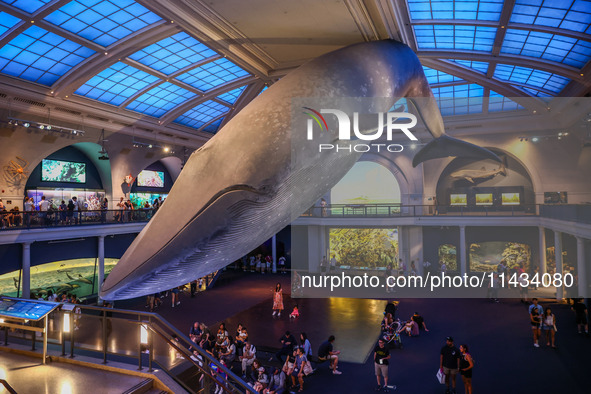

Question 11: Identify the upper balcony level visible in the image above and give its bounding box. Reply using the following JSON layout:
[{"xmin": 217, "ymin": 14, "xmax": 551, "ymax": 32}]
[{"xmin": 2, "ymin": 204, "xmax": 591, "ymax": 244}]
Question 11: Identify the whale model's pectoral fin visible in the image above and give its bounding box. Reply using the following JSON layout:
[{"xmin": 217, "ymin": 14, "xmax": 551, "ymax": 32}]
[{"xmin": 411, "ymin": 134, "xmax": 502, "ymax": 167}]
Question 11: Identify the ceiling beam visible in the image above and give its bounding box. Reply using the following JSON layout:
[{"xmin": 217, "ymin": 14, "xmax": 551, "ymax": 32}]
[
  {"xmin": 389, "ymin": 0, "xmax": 416, "ymax": 49},
  {"xmin": 136, "ymin": 0, "xmax": 277, "ymax": 81},
  {"xmin": 560, "ymin": 61, "xmax": 591, "ymax": 97},
  {"xmin": 418, "ymin": 51, "xmax": 585, "ymax": 81},
  {"xmin": 160, "ymin": 76, "xmax": 257, "ymax": 125},
  {"xmin": 52, "ymin": 21, "xmax": 179, "ymax": 96},
  {"xmin": 343, "ymin": 0, "xmax": 381, "ymax": 42},
  {"xmin": 369, "ymin": 0, "xmax": 402, "ymax": 41},
  {"xmin": 197, "ymin": 113, "xmax": 226, "ymax": 134},
  {"xmin": 487, "ymin": 0, "xmax": 515, "ymax": 78},
  {"xmin": 410, "ymin": 19, "xmax": 591, "ymax": 42}
]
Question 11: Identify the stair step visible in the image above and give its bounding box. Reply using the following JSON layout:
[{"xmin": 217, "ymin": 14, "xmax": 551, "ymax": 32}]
[{"xmin": 122, "ymin": 378, "xmax": 154, "ymax": 394}]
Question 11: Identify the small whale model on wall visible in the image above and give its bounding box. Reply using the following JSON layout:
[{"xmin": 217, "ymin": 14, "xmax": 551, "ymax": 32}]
[{"xmin": 100, "ymin": 40, "xmax": 500, "ymax": 300}]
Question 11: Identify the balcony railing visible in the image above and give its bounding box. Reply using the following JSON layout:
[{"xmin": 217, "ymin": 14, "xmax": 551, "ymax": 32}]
[
  {"xmin": 301, "ymin": 203, "xmax": 539, "ymax": 218},
  {"xmin": 1, "ymin": 204, "xmax": 590, "ymax": 231},
  {"xmin": 0, "ymin": 208, "xmax": 152, "ymax": 230}
]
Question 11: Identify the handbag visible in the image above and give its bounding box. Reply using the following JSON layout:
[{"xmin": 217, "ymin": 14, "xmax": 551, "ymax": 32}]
[
  {"xmin": 303, "ymin": 358, "xmax": 314, "ymax": 375},
  {"xmin": 436, "ymin": 369, "xmax": 446, "ymax": 384}
]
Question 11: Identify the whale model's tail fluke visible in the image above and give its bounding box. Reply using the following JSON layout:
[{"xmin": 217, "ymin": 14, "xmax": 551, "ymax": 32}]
[{"xmin": 412, "ymin": 134, "xmax": 501, "ymax": 167}]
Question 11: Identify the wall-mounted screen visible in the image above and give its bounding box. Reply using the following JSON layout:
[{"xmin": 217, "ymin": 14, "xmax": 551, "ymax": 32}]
[
  {"xmin": 502, "ymin": 192, "xmax": 520, "ymax": 205},
  {"xmin": 130, "ymin": 193, "xmax": 168, "ymax": 208},
  {"xmin": 475, "ymin": 193, "xmax": 493, "ymax": 206},
  {"xmin": 137, "ymin": 170, "xmax": 164, "ymax": 188},
  {"xmin": 329, "ymin": 228, "xmax": 398, "ymax": 269},
  {"xmin": 450, "ymin": 194, "xmax": 467, "ymax": 206},
  {"xmin": 41, "ymin": 159, "xmax": 86, "ymax": 183}
]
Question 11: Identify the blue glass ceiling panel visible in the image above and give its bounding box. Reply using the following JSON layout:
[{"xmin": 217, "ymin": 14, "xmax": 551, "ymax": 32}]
[
  {"xmin": 501, "ymin": 29, "xmax": 591, "ymax": 68},
  {"xmin": 175, "ymin": 58, "xmax": 250, "ymax": 91},
  {"xmin": 75, "ymin": 62, "xmax": 159, "ymax": 105},
  {"xmin": 447, "ymin": 59, "xmax": 489, "ymax": 73},
  {"xmin": 216, "ymin": 85, "xmax": 246, "ymax": 105},
  {"xmin": 44, "ymin": 0, "xmax": 162, "ymax": 47},
  {"xmin": 430, "ymin": 83, "xmax": 484, "ymax": 116},
  {"xmin": 0, "ymin": 26, "xmax": 95, "ymax": 86},
  {"xmin": 422, "ymin": 66, "xmax": 464, "ymax": 84},
  {"xmin": 408, "ymin": 0, "xmax": 503, "ymax": 21},
  {"xmin": 0, "ymin": 11, "xmax": 20, "ymax": 35},
  {"xmin": 174, "ymin": 100, "xmax": 228, "ymax": 130},
  {"xmin": 494, "ymin": 64, "xmax": 570, "ymax": 94},
  {"xmin": 489, "ymin": 90, "xmax": 524, "ymax": 112},
  {"xmin": 203, "ymin": 117, "xmax": 224, "ymax": 134},
  {"xmin": 126, "ymin": 82, "xmax": 196, "ymax": 118},
  {"xmin": 414, "ymin": 25, "xmax": 496, "ymax": 51},
  {"xmin": 128, "ymin": 32, "xmax": 218, "ymax": 75},
  {"xmin": 1, "ymin": 0, "xmax": 50, "ymax": 14},
  {"xmin": 520, "ymin": 86, "xmax": 553, "ymax": 97},
  {"xmin": 511, "ymin": 0, "xmax": 591, "ymax": 34}
]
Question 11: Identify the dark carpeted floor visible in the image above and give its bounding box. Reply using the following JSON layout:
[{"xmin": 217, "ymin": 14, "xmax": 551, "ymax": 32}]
[{"xmin": 117, "ymin": 271, "xmax": 591, "ymax": 394}]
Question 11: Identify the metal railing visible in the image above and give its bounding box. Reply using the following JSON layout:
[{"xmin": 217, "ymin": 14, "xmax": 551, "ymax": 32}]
[
  {"xmin": 2, "ymin": 204, "xmax": 590, "ymax": 231},
  {"xmin": 0, "ymin": 209, "xmax": 153, "ymax": 230},
  {"xmin": 1, "ymin": 303, "xmax": 256, "ymax": 394},
  {"xmin": 302, "ymin": 203, "xmax": 539, "ymax": 218}
]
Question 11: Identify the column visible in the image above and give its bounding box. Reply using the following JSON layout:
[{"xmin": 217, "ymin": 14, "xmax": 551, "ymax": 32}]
[
  {"xmin": 539, "ymin": 226, "xmax": 547, "ymax": 274},
  {"xmin": 22, "ymin": 242, "xmax": 31, "ymax": 299},
  {"xmin": 576, "ymin": 237, "xmax": 587, "ymax": 298},
  {"xmin": 554, "ymin": 231, "xmax": 563, "ymax": 300},
  {"xmin": 98, "ymin": 236, "xmax": 105, "ymax": 299},
  {"xmin": 397, "ymin": 226, "xmax": 405, "ymax": 272},
  {"xmin": 271, "ymin": 234, "xmax": 277, "ymax": 273},
  {"xmin": 459, "ymin": 226, "xmax": 467, "ymax": 276}
]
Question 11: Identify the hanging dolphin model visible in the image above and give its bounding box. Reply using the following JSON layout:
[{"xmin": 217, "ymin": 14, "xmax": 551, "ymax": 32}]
[{"xmin": 100, "ymin": 40, "xmax": 499, "ymax": 300}]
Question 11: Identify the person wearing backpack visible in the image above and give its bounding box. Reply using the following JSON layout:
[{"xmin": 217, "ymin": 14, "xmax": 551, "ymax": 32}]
[{"xmin": 459, "ymin": 344, "xmax": 474, "ymax": 394}]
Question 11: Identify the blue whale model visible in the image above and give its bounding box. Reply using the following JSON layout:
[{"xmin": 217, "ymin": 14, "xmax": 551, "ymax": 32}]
[{"xmin": 100, "ymin": 40, "xmax": 499, "ymax": 300}]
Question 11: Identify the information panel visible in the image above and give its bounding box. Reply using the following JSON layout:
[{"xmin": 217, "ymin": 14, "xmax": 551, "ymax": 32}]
[{"xmin": 0, "ymin": 297, "xmax": 60, "ymax": 321}]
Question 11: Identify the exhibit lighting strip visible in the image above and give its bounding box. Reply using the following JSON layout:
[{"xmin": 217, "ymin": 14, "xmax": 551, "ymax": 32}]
[
  {"xmin": 132, "ymin": 138, "xmax": 175, "ymax": 154},
  {"xmin": 4, "ymin": 117, "xmax": 85, "ymax": 136}
]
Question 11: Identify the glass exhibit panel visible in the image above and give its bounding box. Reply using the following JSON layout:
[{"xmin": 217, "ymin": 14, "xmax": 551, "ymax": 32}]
[
  {"xmin": 329, "ymin": 228, "xmax": 398, "ymax": 269},
  {"xmin": 438, "ymin": 244, "xmax": 458, "ymax": 271},
  {"xmin": 469, "ymin": 241, "xmax": 531, "ymax": 272},
  {"xmin": 450, "ymin": 193, "xmax": 467, "ymax": 205},
  {"xmin": 501, "ymin": 192, "xmax": 520, "ymax": 205},
  {"xmin": 475, "ymin": 193, "xmax": 493, "ymax": 205}
]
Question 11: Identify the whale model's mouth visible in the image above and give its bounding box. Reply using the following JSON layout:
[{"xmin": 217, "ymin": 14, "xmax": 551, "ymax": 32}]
[{"xmin": 99, "ymin": 184, "xmax": 270, "ymax": 299}]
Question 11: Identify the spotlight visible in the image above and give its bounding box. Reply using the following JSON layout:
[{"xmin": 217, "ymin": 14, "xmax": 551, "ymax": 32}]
[
  {"xmin": 8, "ymin": 120, "xmax": 13, "ymax": 125},
  {"xmin": 558, "ymin": 132, "xmax": 563, "ymax": 136},
  {"xmin": 39, "ymin": 124, "xmax": 45, "ymax": 130},
  {"xmin": 532, "ymin": 137, "xmax": 539, "ymax": 142},
  {"xmin": 46, "ymin": 125, "xmax": 51, "ymax": 130},
  {"xmin": 72, "ymin": 130, "xmax": 77, "ymax": 135},
  {"xmin": 558, "ymin": 136, "xmax": 562, "ymax": 140},
  {"xmin": 23, "ymin": 122, "xmax": 30, "ymax": 128},
  {"xmin": 148, "ymin": 144, "xmax": 153, "ymax": 148},
  {"xmin": 410, "ymin": 143, "xmax": 417, "ymax": 150},
  {"xmin": 163, "ymin": 147, "xmax": 170, "ymax": 153},
  {"xmin": 564, "ymin": 132, "xmax": 569, "ymax": 136}
]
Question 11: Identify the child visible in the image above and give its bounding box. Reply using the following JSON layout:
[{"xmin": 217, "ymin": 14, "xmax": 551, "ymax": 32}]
[{"xmin": 290, "ymin": 305, "xmax": 300, "ymax": 319}]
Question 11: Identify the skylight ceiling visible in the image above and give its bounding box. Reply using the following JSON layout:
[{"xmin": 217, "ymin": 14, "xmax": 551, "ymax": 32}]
[
  {"xmin": 0, "ymin": 0, "xmax": 255, "ymax": 134},
  {"xmin": 0, "ymin": 0, "xmax": 588, "ymax": 136},
  {"xmin": 406, "ymin": 0, "xmax": 591, "ymax": 116}
]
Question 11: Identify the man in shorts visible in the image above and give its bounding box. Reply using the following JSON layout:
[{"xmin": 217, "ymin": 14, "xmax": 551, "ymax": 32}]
[
  {"xmin": 529, "ymin": 298, "xmax": 543, "ymax": 347},
  {"xmin": 374, "ymin": 338, "xmax": 395, "ymax": 392},
  {"xmin": 317, "ymin": 335, "xmax": 342, "ymax": 375},
  {"xmin": 440, "ymin": 336, "xmax": 460, "ymax": 394}
]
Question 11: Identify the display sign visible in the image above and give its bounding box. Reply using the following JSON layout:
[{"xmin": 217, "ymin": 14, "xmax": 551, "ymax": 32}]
[
  {"xmin": 41, "ymin": 159, "xmax": 86, "ymax": 183},
  {"xmin": 475, "ymin": 193, "xmax": 493, "ymax": 206},
  {"xmin": 450, "ymin": 193, "xmax": 467, "ymax": 206},
  {"xmin": 544, "ymin": 191, "xmax": 567, "ymax": 204},
  {"xmin": 137, "ymin": 170, "xmax": 164, "ymax": 188},
  {"xmin": 502, "ymin": 192, "xmax": 520, "ymax": 205},
  {"xmin": 0, "ymin": 297, "xmax": 60, "ymax": 321}
]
